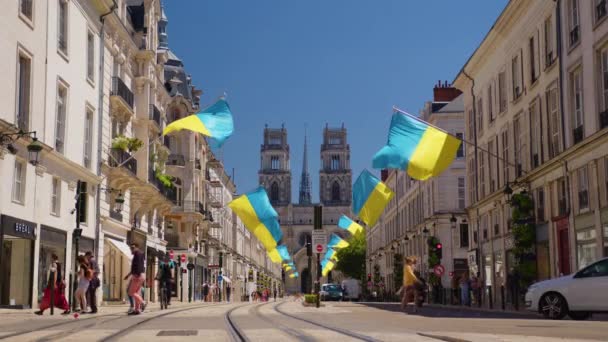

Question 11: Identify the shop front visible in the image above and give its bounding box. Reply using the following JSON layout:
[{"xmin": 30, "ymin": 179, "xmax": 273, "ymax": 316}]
[
  {"xmin": 38, "ymin": 226, "xmax": 67, "ymax": 303},
  {"xmin": 0, "ymin": 215, "xmax": 37, "ymax": 308},
  {"xmin": 103, "ymin": 237, "xmax": 132, "ymax": 302}
]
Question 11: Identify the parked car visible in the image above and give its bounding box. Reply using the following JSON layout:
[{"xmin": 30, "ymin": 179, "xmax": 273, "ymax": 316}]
[
  {"xmin": 525, "ymin": 257, "xmax": 608, "ymax": 320},
  {"xmin": 319, "ymin": 283, "xmax": 343, "ymax": 301}
]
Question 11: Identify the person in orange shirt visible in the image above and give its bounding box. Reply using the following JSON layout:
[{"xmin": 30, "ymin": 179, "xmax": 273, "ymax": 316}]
[{"xmin": 401, "ymin": 256, "xmax": 420, "ymax": 313}]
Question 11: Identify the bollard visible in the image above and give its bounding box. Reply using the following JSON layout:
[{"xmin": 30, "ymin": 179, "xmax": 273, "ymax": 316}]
[{"xmin": 501, "ymin": 285, "xmax": 505, "ymax": 310}]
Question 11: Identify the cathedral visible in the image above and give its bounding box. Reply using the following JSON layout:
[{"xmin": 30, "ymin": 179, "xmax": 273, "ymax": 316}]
[{"xmin": 259, "ymin": 124, "xmax": 353, "ymax": 293}]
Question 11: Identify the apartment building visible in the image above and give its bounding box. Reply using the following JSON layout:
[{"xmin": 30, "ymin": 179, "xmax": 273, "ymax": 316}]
[
  {"xmin": 453, "ymin": 0, "xmax": 608, "ymax": 306},
  {"xmin": 366, "ymin": 84, "xmax": 468, "ymax": 292}
]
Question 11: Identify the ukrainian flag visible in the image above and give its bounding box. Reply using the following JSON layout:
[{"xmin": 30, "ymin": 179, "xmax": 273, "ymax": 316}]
[
  {"xmin": 372, "ymin": 112, "xmax": 461, "ymax": 180},
  {"xmin": 163, "ymin": 99, "xmax": 234, "ymax": 147},
  {"xmin": 268, "ymin": 245, "xmax": 291, "ymax": 263},
  {"xmin": 289, "ymin": 272, "xmax": 299, "ymax": 279},
  {"xmin": 352, "ymin": 170, "xmax": 394, "ymax": 227},
  {"xmin": 337, "ymin": 215, "xmax": 364, "ymax": 235},
  {"xmin": 327, "ymin": 234, "xmax": 349, "ymax": 249},
  {"xmin": 321, "ymin": 259, "xmax": 335, "ymax": 277},
  {"xmin": 323, "ymin": 249, "xmax": 338, "ymax": 262},
  {"xmin": 228, "ymin": 187, "xmax": 283, "ymax": 251},
  {"xmin": 284, "ymin": 265, "xmax": 293, "ymax": 272}
]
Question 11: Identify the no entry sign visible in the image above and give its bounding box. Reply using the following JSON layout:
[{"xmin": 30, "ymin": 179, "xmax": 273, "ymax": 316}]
[
  {"xmin": 312, "ymin": 230, "xmax": 326, "ymax": 254},
  {"xmin": 434, "ymin": 265, "xmax": 445, "ymax": 276}
]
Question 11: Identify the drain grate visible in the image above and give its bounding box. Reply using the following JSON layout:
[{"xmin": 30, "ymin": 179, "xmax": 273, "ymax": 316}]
[{"xmin": 156, "ymin": 330, "xmax": 198, "ymax": 337}]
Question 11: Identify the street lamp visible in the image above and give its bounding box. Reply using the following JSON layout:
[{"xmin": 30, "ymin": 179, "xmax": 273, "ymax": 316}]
[{"xmin": 1, "ymin": 130, "xmax": 42, "ymax": 165}]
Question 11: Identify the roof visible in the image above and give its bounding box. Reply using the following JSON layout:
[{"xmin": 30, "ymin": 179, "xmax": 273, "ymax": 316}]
[{"xmin": 436, "ymin": 94, "xmax": 464, "ymax": 113}]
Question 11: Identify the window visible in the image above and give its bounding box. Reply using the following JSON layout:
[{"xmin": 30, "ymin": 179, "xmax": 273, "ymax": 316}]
[
  {"xmin": 493, "ymin": 210, "xmax": 500, "ymax": 236},
  {"xmin": 488, "ymin": 83, "xmax": 494, "ymax": 122},
  {"xmin": 576, "ymin": 258, "xmax": 608, "ymax": 278},
  {"xmin": 578, "ymin": 166, "xmax": 589, "ymax": 211},
  {"xmin": 51, "ymin": 178, "xmax": 61, "ymax": 215},
  {"xmin": 269, "ymin": 137, "xmax": 281, "ymax": 145},
  {"xmin": 544, "ymin": 16, "xmax": 554, "ymax": 67},
  {"xmin": 502, "ymin": 129, "xmax": 510, "ymax": 184},
  {"xmin": 479, "ymin": 151, "xmax": 485, "ymax": 198},
  {"xmin": 571, "ymin": 68, "xmax": 584, "ymax": 144},
  {"xmin": 58, "ymin": 0, "xmax": 68, "ymax": 55},
  {"xmin": 599, "ymin": 48, "xmax": 608, "ymax": 128},
  {"xmin": 84, "ymin": 108, "xmax": 93, "ymax": 168},
  {"xmin": 87, "ymin": 31, "xmax": 95, "ymax": 81},
  {"xmin": 455, "ymin": 133, "xmax": 464, "ymax": 158},
  {"xmin": 536, "ymin": 188, "xmax": 545, "ymax": 222},
  {"xmin": 270, "ymin": 182, "xmax": 279, "ymax": 202},
  {"xmin": 270, "ymin": 156, "xmax": 280, "ymax": 170},
  {"xmin": 331, "ymin": 155, "xmax": 340, "ymax": 170},
  {"xmin": 558, "ymin": 177, "xmax": 568, "ymax": 216},
  {"xmin": 547, "ymin": 86, "xmax": 561, "ymax": 158},
  {"xmin": 458, "ymin": 177, "xmax": 465, "ymax": 210},
  {"xmin": 514, "ymin": 115, "xmax": 523, "ymax": 177},
  {"xmin": 331, "ymin": 182, "xmax": 341, "ymax": 202},
  {"xmin": 17, "ymin": 53, "xmax": 32, "ymax": 131},
  {"xmin": 569, "ymin": 0, "xmax": 580, "ymax": 47},
  {"xmin": 468, "ymin": 158, "xmax": 476, "ymax": 205},
  {"xmin": 498, "ymin": 71, "xmax": 507, "ymax": 113},
  {"xmin": 20, "ymin": 0, "xmax": 33, "ymax": 21},
  {"xmin": 530, "ymin": 99, "xmax": 542, "ymax": 168},
  {"xmin": 329, "ymin": 137, "xmax": 342, "ymax": 145},
  {"xmin": 476, "ymin": 98, "xmax": 483, "ymax": 134},
  {"xmin": 493, "ymin": 136, "xmax": 500, "ymax": 187},
  {"xmin": 12, "ymin": 160, "xmax": 26, "ymax": 203},
  {"xmin": 512, "ymin": 55, "xmax": 522, "ymax": 99},
  {"xmin": 459, "ymin": 224, "xmax": 469, "ymax": 248},
  {"xmin": 78, "ymin": 181, "xmax": 87, "ymax": 224},
  {"xmin": 467, "ymin": 110, "xmax": 474, "ymax": 143},
  {"xmin": 576, "ymin": 229, "xmax": 598, "ymax": 270},
  {"xmin": 488, "ymin": 140, "xmax": 495, "ymax": 193},
  {"xmin": 529, "ymin": 36, "xmax": 538, "ymax": 83},
  {"xmin": 55, "ymin": 83, "xmax": 67, "ymax": 153},
  {"xmin": 596, "ymin": 0, "xmax": 607, "ymax": 22}
]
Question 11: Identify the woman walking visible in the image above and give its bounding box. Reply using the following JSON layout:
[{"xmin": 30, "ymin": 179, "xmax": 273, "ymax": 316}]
[
  {"xmin": 75, "ymin": 256, "xmax": 92, "ymax": 313},
  {"xmin": 401, "ymin": 256, "xmax": 420, "ymax": 313},
  {"xmin": 459, "ymin": 271, "xmax": 471, "ymax": 306},
  {"xmin": 35, "ymin": 254, "xmax": 70, "ymax": 315}
]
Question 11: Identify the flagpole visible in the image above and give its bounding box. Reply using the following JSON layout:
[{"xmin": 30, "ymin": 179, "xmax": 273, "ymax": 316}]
[{"xmin": 392, "ymin": 106, "xmax": 525, "ymax": 175}]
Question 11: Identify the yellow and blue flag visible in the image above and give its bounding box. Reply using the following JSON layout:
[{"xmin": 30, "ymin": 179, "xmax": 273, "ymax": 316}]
[
  {"xmin": 372, "ymin": 112, "xmax": 461, "ymax": 180},
  {"xmin": 289, "ymin": 272, "xmax": 299, "ymax": 278},
  {"xmin": 321, "ymin": 259, "xmax": 335, "ymax": 277},
  {"xmin": 352, "ymin": 170, "xmax": 394, "ymax": 227},
  {"xmin": 327, "ymin": 234, "xmax": 349, "ymax": 250},
  {"xmin": 163, "ymin": 99, "xmax": 234, "ymax": 147},
  {"xmin": 323, "ymin": 249, "xmax": 338, "ymax": 262},
  {"xmin": 337, "ymin": 215, "xmax": 363, "ymax": 235},
  {"xmin": 228, "ymin": 187, "xmax": 282, "ymax": 251},
  {"xmin": 268, "ymin": 245, "xmax": 291, "ymax": 263}
]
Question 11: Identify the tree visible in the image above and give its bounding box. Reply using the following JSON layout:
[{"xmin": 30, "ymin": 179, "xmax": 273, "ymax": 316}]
[{"xmin": 335, "ymin": 230, "xmax": 366, "ymax": 280}]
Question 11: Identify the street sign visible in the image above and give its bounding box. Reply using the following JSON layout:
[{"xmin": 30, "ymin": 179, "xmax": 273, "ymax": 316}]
[
  {"xmin": 218, "ymin": 275, "xmax": 223, "ymax": 282},
  {"xmin": 312, "ymin": 230, "xmax": 326, "ymax": 254},
  {"xmin": 181, "ymin": 254, "xmax": 186, "ymax": 263},
  {"xmin": 449, "ymin": 271, "xmax": 454, "ymax": 277},
  {"xmin": 187, "ymin": 263, "xmax": 194, "ymax": 271},
  {"xmin": 434, "ymin": 264, "xmax": 445, "ymax": 276}
]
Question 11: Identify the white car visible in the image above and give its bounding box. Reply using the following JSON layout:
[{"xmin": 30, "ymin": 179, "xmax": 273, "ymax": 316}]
[{"xmin": 525, "ymin": 257, "xmax": 608, "ymax": 320}]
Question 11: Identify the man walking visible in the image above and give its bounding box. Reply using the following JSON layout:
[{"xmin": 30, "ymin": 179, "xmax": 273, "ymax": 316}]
[
  {"xmin": 85, "ymin": 251, "xmax": 99, "ymax": 314},
  {"xmin": 125, "ymin": 243, "xmax": 145, "ymax": 315}
]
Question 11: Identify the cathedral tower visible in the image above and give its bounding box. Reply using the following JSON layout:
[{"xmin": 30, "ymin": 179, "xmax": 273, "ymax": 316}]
[
  {"xmin": 259, "ymin": 125, "xmax": 291, "ymax": 206},
  {"xmin": 319, "ymin": 124, "xmax": 351, "ymax": 206},
  {"xmin": 298, "ymin": 129, "xmax": 312, "ymax": 205}
]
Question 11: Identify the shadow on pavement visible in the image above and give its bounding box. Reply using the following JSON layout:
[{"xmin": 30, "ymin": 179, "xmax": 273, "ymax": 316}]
[{"xmin": 359, "ymin": 302, "xmax": 541, "ymax": 320}]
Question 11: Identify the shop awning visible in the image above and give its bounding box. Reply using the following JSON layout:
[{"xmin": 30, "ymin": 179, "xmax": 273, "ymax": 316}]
[
  {"xmin": 222, "ymin": 276, "xmax": 231, "ymax": 283},
  {"xmin": 106, "ymin": 238, "xmax": 132, "ymax": 259}
]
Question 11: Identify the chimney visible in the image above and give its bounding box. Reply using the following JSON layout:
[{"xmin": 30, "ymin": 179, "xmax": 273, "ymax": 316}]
[{"xmin": 433, "ymin": 80, "xmax": 462, "ymax": 102}]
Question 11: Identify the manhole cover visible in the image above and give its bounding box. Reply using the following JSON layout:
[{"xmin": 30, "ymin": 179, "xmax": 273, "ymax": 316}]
[{"xmin": 157, "ymin": 330, "xmax": 198, "ymax": 336}]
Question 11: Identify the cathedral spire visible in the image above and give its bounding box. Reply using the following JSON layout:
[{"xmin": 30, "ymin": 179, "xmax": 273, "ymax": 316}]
[{"xmin": 299, "ymin": 126, "xmax": 312, "ymax": 204}]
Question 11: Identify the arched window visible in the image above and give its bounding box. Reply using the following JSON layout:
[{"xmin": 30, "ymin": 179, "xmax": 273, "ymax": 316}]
[
  {"xmin": 331, "ymin": 181, "xmax": 341, "ymax": 202},
  {"xmin": 270, "ymin": 182, "xmax": 280, "ymax": 202}
]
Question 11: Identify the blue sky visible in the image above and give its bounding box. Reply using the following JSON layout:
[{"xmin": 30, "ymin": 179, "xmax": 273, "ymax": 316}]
[{"xmin": 163, "ymin": 0, "xmax": 507, "ymax": 201}]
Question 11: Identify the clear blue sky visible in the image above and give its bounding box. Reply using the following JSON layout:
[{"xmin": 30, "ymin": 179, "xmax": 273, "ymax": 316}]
[{"xmin": 163, "ymin": 0, "xmax": 507, "ymax": 201}]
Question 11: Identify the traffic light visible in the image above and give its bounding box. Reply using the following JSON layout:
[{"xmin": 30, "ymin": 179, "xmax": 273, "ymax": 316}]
[
  {"xmin": 436, "ymin": 243, "xmax": 443, "ymax": 259},
  {"xmin": 306, "ymin": 235, "xmax": 312, "ymax": 256}
]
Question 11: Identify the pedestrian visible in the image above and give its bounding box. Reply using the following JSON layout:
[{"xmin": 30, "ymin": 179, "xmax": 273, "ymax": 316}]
[
  {"xmin": 124, "ymin": 242, "xmax": 145, "ymax": 315},
  {"xmin": 203, "ymin": 282, "xmax": 209, "ymax": 302},
  {"xmin": 75, "ymin": 256, "xmax": 92, "ymax": 313},
  {"xmin": 459, "ymin": 271, "xmax": 471, "ymax": 306},
  {"xmin": 35, "ymin": 254, "xmax": 70, "ymax": 315},
  {"xmin": 401, "ymin": 256, "xmax": 420, "ymax": 313},
  {"xmin": 85, "ymin": 251, "xmax": 100, "ymax": 314},
  {"xmin": 273, "ymin": 288, "xmax": 277, "ymax": 302},
  {"xmin": 226, "ymin": 285, "xmax": 231, "ymax": 302}
]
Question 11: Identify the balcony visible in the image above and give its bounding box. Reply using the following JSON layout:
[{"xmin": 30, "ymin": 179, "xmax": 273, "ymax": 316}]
[
  {"xmin": 148, "ymin": 167, "xmax": 177, "ymax": 202},
  {"xmin": 172, "ymin": 200, "xmax": 206, "ymax": 216},
  {"xmin": 167, "ymin": 154, "xmax": 185, "ymax": 166},
  {"xmin": 149, "ymin": 104, "xmax": 161, "ymax": 129},
  {"xmin": 600, "ymin": 110, "xmax": 608, "ymax": 130},
  {"xmin": 108, "ymin": 149, "xmax": 137, "ymax": 175},
  {"xmin": 110, "ymin": 77, "xmax": 134, "ymax": 116},
  {"xmin": 573, "ymin": 125, "xmax": 584, "ymax": 145}
]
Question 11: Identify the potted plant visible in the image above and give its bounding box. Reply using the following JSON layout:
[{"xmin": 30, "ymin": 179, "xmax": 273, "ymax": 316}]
[
  {"xmin": 155, "ymin": 169, "xmax": 174, "ymax": 188},
  {"xmin": 111, "ymin": 135, "xmax": 143, "ymax": 152}
]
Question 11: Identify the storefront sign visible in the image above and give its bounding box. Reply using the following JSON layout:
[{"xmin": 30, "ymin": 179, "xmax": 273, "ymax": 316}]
[{"xmin": 1, "ymin": 215, "xmax": 37, "ymax": 240}]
